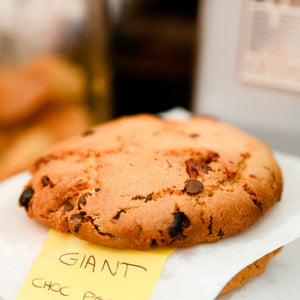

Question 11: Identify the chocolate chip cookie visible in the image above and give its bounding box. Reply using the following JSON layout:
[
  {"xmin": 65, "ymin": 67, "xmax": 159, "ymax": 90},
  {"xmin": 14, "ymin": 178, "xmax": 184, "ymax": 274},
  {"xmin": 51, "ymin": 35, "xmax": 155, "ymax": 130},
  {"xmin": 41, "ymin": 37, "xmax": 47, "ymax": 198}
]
[{"xmin": 19, "ymin": 114, "xmax": 283, "ymax": 249}]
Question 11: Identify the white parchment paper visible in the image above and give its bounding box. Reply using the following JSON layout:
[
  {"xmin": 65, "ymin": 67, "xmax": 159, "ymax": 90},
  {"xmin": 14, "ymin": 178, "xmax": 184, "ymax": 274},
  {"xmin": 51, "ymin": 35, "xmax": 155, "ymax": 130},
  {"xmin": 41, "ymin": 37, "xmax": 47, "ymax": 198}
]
[{"xmin": 0, "ymin": 152, "xmax": 300, "ymax": 300}]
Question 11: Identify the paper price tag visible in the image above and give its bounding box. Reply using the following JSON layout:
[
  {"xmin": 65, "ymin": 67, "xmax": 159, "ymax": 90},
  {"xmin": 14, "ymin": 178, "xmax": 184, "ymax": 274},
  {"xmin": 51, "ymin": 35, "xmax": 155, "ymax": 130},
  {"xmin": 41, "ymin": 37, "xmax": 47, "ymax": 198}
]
[{"xmin": 17, "ymin": 229, "xmax": 175, "ymax": 300}]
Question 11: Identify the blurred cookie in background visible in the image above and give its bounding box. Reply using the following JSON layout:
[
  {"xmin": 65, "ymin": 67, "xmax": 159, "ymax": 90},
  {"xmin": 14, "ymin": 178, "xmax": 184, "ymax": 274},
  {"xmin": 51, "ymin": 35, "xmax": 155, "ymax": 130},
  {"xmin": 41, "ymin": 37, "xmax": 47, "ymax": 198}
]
[
  {"xmin": 0, "ymin": 54, "xmax": 86, "ymax": 124},
  {"xmin": 0, "ymin": 54, "xmax": 91, "ymax": 181}
]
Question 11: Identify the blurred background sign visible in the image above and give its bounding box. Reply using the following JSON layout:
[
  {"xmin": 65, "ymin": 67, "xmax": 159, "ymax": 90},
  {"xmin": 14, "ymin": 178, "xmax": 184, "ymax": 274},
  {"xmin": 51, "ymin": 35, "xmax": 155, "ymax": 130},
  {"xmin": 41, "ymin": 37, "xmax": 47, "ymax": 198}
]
[
  {"xmin": 193, "ymin": 0, "xmax": 300, "ymax": 157},
  {"xmin": 239, "ymin": 0, "xmax": 300, "ymax": 93}
]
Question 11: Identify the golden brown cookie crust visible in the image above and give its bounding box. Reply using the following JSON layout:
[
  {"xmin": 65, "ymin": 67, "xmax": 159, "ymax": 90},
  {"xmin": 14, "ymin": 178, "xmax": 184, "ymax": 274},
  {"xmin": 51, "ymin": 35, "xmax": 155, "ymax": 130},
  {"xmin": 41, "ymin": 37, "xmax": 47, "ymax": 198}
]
[
  {"xmin": 219, "ymin": 247, "xmax": 282, "ymax": 296},
  {"xmin": 20, "ymin": 114, "xmax": 283, "ymax": 249}
]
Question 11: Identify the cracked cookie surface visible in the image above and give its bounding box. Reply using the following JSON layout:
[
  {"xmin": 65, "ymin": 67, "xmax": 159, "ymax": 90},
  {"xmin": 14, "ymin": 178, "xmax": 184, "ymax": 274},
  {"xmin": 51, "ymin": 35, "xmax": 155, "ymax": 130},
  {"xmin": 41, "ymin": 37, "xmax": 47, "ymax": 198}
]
[{"xmin": 19, "ymin": 114, "xmax": 283, "ymax": 249}]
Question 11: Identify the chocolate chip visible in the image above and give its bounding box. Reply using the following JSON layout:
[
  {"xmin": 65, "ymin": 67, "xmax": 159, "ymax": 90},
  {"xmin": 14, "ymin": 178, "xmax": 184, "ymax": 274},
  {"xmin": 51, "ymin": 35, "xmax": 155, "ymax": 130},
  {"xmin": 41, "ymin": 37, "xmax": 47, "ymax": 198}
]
[
  {"xmin": 206, "ymin": 152, "xmax": 219, "ymax": 163},
  {"xmin": 82, "ymin": 129, "xmax": 94, "ymax": 136},
  {"xmin": 218, "ymin": 229, "xmax": 224, "ymax": 238},
  {"xmin": 185, "ymin": 159, "xmax": 212, "ymax": 177},
  {"xmin": 95, "ymin": 187, "xmax": 101, "ymax": 192},
  {"xmin": 189, "ymin": 133, "xmax": 199, "ymax": 138},
  {"xmin": 41, "ymin": 175, "xmax": 53, "ymax": 187},
  {"xmin": 185, "ymin": 159, "xmax": 198, "ymax": 178},
  {"xmin": 184, "ymin": 179, "xmax": 203, "ymax": 195},
  {"xmin": 208, "ymin": 216, "xmax": 213, "ymax": 235},
  {"xmin": 150, "ymin": 239, "xmax": 158, "ymax": 247},
  {"xmin": 19, "ymin": 187, "xmax": 34, "ymax": 209},
  {"xmin": 169, "ymin": 211, "xmax": 191, "ymax": 239},
  {"xmin": 78, "ymin": 194, "xmax": 88, "ymax": 208},
  {"xmin": 70, "ymin": 214, "xmax": 84, "ymax": 233},
  {"xmin": 64, "ymin": 202, "xmax": 74, "ymax": 213},
  {"xmin": 41, "ymin": 175, "xmax": 50, "ymax": 186},
  {"xmin": 71, "ymin": 214, "xmax": 83, "ymax": 221}
]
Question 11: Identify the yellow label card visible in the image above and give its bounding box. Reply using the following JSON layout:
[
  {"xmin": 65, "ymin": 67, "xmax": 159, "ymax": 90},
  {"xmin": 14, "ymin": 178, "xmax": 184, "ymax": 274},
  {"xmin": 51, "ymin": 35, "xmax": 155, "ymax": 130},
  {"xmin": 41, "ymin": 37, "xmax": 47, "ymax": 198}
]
[{"xmin": 17, "ymin": 229, "xmax": 175, "ymax": 300}]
